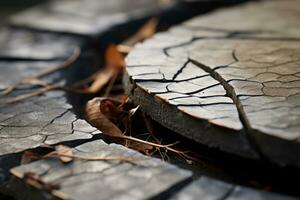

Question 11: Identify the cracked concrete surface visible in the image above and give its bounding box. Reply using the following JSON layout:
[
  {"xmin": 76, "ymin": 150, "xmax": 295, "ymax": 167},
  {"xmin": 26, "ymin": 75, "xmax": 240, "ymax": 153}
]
[
  {"xmin": 124, "ymin": 0, "xmax": 300, "ymax": 166},
  {"xmin": 9, "ymin": 0, "xmax": 173, "ymax": 36},
  {"xmin": 0, "ymin": 90, "xmax": 98, "ymax": 155},
  {"xmin": 172, "ymin": 176, "xmax": 297, "ymax": 200},
  {"xmin": 8, "ymin": 140, "xmax": 192, "ymax": 200},
  {"xmin": 0, "ymin": 0, "xmax": 211, "ymax": 199},
  {"xmin": 1, "ymin": 0, "xmax": 300, "ymax": 199}
]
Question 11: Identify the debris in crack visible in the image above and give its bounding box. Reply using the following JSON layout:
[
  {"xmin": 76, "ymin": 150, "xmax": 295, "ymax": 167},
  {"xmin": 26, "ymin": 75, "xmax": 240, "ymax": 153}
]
[
  {"xmin": 53, "ymin": 145, "xmax": 73, "ymax": 163},
  {"xmin": 1, "ymin": 48, "xmax": 81, "ymax": 96},
  {"xmin": 85, "ymin": 97, "xmax": 195, "ymax": 162},
  {"xmin": 124, "ymin": 0, "xmax": 300, "ymax": 168},
  {"xmin": 2, "ymin": 0, "xmax": 300, "ymax": 199},
  {"xmin": 8, "ymin": 140, "xmax": 192, "ymax": 200},
  {"xmin": 189, "ymin": 58, "xmax": 267, "ymax": 162}
]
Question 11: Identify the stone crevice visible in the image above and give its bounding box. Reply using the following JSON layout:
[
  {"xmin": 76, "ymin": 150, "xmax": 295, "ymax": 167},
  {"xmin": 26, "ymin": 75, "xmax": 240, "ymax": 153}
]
[{"xmin": 189, "ymin": 58, "xmax": 267, "ymax": 161}]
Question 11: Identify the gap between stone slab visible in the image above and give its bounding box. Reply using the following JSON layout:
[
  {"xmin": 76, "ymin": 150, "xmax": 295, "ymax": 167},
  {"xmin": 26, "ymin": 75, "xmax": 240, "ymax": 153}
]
[{"xmin": 0, "ymin": 1, "xmax": 271, "ymax": 199}]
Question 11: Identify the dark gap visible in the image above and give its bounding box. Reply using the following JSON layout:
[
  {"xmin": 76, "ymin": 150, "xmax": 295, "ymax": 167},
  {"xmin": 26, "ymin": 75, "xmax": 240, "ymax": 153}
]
[
  {"xmin": 56, "ymin": 1, "xmax": 300, "ymax": 196},
  {"xmin": 144, "ymin": 118, "xmax": 300, "ymax": 197}
]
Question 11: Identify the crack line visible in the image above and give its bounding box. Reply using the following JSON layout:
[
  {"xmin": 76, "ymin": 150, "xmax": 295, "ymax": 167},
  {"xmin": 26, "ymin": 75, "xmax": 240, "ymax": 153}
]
[
  {"xmin": 217, "ymin": 185, "xmax": 235, "ymax": 200},
  {"xmin": 172, "ymin": 60, "xmax": 190, "ymax": 80},
  {"xmin": 189, "ymin": 58, "xmax": 268, "ymax": 161}
]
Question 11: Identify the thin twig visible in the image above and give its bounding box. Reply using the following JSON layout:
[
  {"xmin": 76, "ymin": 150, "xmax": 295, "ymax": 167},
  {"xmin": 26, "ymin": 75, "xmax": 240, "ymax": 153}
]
[
  {"xmin": 104, "ymin": 73, "xmax": 118, "ymax": 97},
  {"xmin": 1, "ymin": 47, "xmax": 81, "ymax": 95},
  {"xmin": 117, "ymin": 44, "xmax": 132, "ymax": 54},
  {"xmin": 56, "ymin": 153, "xmax": 139, "ymax": 162},
  {"xmin": 123, "ymin": 18, "xmax": 158, "ymax": 47},
  {"xmin": 0, "ymin": 84, "xmax": 61, "ymax": 105}
]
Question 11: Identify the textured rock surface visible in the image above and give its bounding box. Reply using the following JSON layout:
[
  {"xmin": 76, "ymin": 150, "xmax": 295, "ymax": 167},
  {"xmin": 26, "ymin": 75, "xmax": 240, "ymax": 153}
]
[
  {"xmin": 8, "ymin": 140, "xmax": 192, "ymax": 200},
  {"xmin": 124, "ymin": 0, "xmax": 300, "ymax": 166},
  {"xmin": 0, "ymin": 90, "xmax": 99, "ymax": 156},
  {"xmin": 10, "ymin": 0, "xmax": 172, "ymax": 36},
  {"xmin": 171, "ymin": 176, "xmax": 297, "ymax": 200},
  {"xmin": 0, "ymin": 28, "xmax": 83, "ymax": 60},
  {"xmin": 0, "ymin": 0, "xmax": 177, "ymax": 194},
  {"xmin": 1, "ymin": 0, "xmax": 300, "ymax": 199},
  {"xmin": 0, "ymin": 30, "xmax": 97, "ymax": 156}
]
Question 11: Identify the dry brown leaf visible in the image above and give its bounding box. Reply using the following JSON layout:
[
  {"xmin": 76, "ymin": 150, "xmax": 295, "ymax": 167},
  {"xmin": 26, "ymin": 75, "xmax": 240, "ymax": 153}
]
[
  {"xmin": 105, "ymin": 44, "xmax": 125, "ymax": 71},
  {"xmin": 85, "ymin": 98, "xmax": 194, "ymax": 160},
  {"xmin": 86, "ymin": 98, "xmax": 124, "ymax": 137},
  {"xmin": 21, "ymin": 151, "xmax": 43, "ymax": 165},
  {"xmin": 117, "ymin": 44, "xmax": 132, "ymax": 54},
  {"xmin": 85, "ymin": 98, "xmax": 154, "ymax": 153},
  {"xmin": 55, "ymin": 145, "xmax": 73, "ymax": 163},
  {"xmin": 99, "ymin": 99, "xmax": 124, "ymax": 124},
  {"xmin": 85, "ymin": 44, "xmax": 124, "ymax": 94},
  {"xmin": 119, "ymin": 96, "xmax": 129, "ymax": 108}
]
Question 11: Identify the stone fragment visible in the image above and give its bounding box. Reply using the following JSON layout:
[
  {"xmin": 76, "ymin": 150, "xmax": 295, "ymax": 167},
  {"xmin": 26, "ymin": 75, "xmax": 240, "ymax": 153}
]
[
  {"xmin": 8, "ymin": 140, "xmax": 192, "ymax": 200},
  {"xmin": 124, "ymin": 0, "xmax": 300, "ymax": 166}
]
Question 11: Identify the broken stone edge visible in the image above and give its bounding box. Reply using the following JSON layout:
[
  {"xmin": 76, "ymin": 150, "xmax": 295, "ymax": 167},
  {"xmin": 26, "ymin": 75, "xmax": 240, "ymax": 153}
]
[{"xmin": 123, "ymin": 70, "xmax": 300, "ymax": 167}]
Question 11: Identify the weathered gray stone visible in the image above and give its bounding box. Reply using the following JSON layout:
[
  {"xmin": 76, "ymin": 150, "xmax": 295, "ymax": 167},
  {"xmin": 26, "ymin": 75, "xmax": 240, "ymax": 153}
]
[
  {"xmin": 0, "ymin": 28, "xmax": 82, "ymax": 60},
  {"xmin": 124, "ymin": 0, "xmax": 300, "ymax": 166},
  {"xmin": 171, "ymin": 176, "xmax": 297, "ymax": 200},
  {"xmin": 0, "ymin": 26, "xmax": 97, "ymax": 188},
  {"xmin": 0, "ymin": 90, "xmax": 98, "ymax": 156},
  {"xmin": 0, "ymin": 61, "xmax": 64, "ymax": 90},
  {"xmin": 8, "ymin": 140, "xmax": 191, "ymax": 200},
  {"xmin": 9, "ymin": 0, "xmax": 173, "ymax": 36},
  {"xmin": 2, "ymin": 0, "xmax": 299, "ymax": 199}
]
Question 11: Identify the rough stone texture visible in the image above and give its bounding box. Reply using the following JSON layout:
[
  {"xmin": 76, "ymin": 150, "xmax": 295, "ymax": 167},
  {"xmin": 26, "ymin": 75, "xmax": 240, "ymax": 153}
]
[
  {"xmin": 0, "ymin": 90, "xmax": 100, "ymax": 156},
  {"xmin": 0, "ymin": 28, "xmax": 82, "ymax": 60},
  {"xmin": 171, "ymin": 176, "xmax": 297, "ymax": 200},
  {"xmin": 0, "ymin": 1, "xmax": 197, "ymax": 199},
  {"xmin": 1, "ymin": 0, "xmax": 300, "ymax": 199},
  {"xmin": 0, "ymin": 32, "xmax": 97, "ymax": 156},
  {"xmin": 8, "ymin": 140, "xmax": 192, "ymax": 200},
  {"xmin": 0, "ymin": 61, "xmax": 63, "ymax": 89},
  {"xmin": 124, "ymin": 0, "xmax": 300, "ymax": 166},
  {"xmin": 9, "ymin": 0, "xmax": 172, "ymax": 36}
]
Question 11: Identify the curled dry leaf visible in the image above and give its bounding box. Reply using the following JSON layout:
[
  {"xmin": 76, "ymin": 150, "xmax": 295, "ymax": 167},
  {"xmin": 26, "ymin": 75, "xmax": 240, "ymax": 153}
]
[
  {"xmin": 86, "ymin": 44, "xmax": 124, "ymax": 94},
  {"xmin": 21, "ymin": 151, "xmax": 43, "ymax": 165},
  {"xmin": 85, "ymin": 97, "xmax": 154, "ymax": 154},
  {"xmin": 86, "ymin": 98, "xmax": 124, "ymax": 137},
  {"xmin": 105, "ymin": 44, "xmax": 125, "ymax": 71},
  {"xmin": 100, "ymin": 99, "xmax": 124, "ymax": 124}
]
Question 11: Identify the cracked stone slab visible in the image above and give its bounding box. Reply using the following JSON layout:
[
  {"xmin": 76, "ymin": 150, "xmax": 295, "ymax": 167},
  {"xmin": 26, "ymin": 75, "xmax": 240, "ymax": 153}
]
[
  {"xmin": 124, "ymin": 0, "xmax": 300, "ymax": 166},
  {"xmin": 7, "ymin": 140, "xmax": 191, "ymax": 200},
  {"xmin": 9, "ymin": 0, "xmax": 173, "ymax": 36},
  {"xmin": 171, "ymin": 176, "xmax": 297, "ymax": 200},
  {"xmin": 0, "ymin": 58, "xmax": 98, "ymax": 187},
  {"xmin": 0, "ymin": 61, "xmax": 65, "ymax": 90},
  {"xmin": 0, "ymin": 28, "xmax": 83, "ymax": 60},
  {"xmin": 0, "ymin": 90, "xmax": 99, "ymax": 156}
]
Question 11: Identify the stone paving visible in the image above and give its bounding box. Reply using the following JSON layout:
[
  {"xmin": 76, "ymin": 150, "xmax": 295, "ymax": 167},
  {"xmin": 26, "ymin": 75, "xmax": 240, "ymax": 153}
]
[
  {"xmin": 0, "ymin": 0, "xmax": 299, "ymax": 199},
  {"xmin": 125, "ymin": 0, "xmax": 300, "ymax": 167}
]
